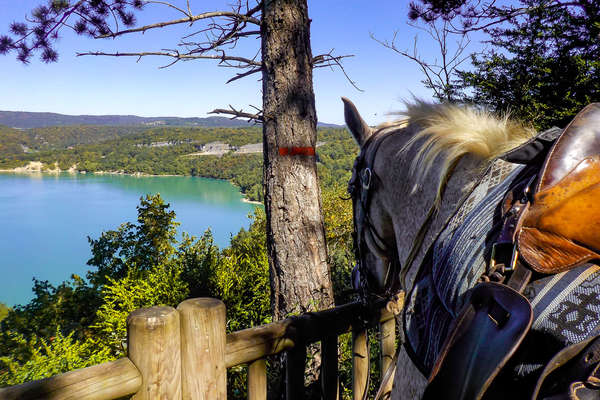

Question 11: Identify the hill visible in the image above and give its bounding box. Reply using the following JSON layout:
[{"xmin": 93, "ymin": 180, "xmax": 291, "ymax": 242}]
[
  {"xmin": 0, "ymin": 111, "xmax": 254, "ymax": 129},
  {"xmin": 0, "ymin": 111, "xmax": 343, "ymax": 129}
]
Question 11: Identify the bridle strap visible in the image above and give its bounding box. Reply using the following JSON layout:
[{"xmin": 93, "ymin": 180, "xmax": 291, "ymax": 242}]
[
  {"xmin": 351, "ymin": 128, "xmax": 400, "ymax": 300},
  {"xmin": 350, "ymin": 129, "xmax": 402, "ymax": 400}
]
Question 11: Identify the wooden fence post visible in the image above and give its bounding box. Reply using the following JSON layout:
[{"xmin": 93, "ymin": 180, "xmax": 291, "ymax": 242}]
[
  {"xmin": 379, "ymin": 318, "xmax": 396, "ymax": 397},
  {"xmin": 285, "ymin": 344, "xmax": 307, "ymax": 400},
  {"xmin": 178, "ymin": 298, "xmax": 227, "ymax": 400},
  {"xmin": 248, "ymin": 358, "xmax": 267, "ymax": 400},
  {"xmin": 128, "ymin": 306, "xmax": 182, "ymax": 400},
  {"xmin": 352, "ymin": 328, "xmax": 368, "ymax": 400},
  {"xmin": 321, "ymin": 335, "xmax": 339, "ymax": 400}
]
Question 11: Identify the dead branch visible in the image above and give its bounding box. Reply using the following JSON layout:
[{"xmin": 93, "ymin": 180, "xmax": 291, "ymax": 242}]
[
  {"xmin": 176, "ymin": 1, "xmax": 260, "ymax": 54},
  {"xmin": 77, "ymin": 50, "xmax": 261, "ymax": 68},
  {"xmin": 68, "ymin": 1, "xmax": 263, "ymax": 81},
  {"xmin": 371, "ymin": 19, "xmax": 470, "ymax": 101},
  {"xmin": 143, "ymin": 1, "xmax": 191, "ymax": 18},
  {"xmin": 312, "ymin": 50, "xmax": 362, "ymax": 92},
  {"xmin": 96, "ymin": 10, "xmax": 260, "ymax": 39},
  {"xmin": 209, "ymin": 104, "xmax": 263, "ymax": 123},
  {"xmin": 226, "ymin": 66, "xmax": 262, "ymax": 83}
]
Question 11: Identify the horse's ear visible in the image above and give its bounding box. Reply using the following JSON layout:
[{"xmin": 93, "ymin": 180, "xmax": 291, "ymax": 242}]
[{"xmin": 342, "ymin": 97, "xmax": 372, "ymax": 146}]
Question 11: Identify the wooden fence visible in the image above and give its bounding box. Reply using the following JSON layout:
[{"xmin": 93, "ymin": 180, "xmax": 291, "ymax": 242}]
[{"xmin": 0, "ymin": 298, "xmax": 398, "ymax": 400}]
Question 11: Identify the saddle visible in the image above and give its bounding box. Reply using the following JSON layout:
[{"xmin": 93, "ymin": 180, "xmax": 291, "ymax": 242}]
[{"xmin": 422, "ymin": 103, "xmax": 600, "ymax": 400}]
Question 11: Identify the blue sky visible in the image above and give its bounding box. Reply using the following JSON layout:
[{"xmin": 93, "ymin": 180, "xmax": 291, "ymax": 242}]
[{"xmin": 0, "ymin": 1, "xmax": 479, "ymax": 125}]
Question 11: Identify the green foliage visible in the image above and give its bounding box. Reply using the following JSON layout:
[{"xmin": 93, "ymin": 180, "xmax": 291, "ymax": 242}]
[
  {"xmin": 322, "ymin": 185, "xmax": 355, "ymax": 305},
  {"xmin": 0, "ymin": 276, "xmax": 101, "ymax": 355},
  {"xmin": 0, "ymin": 304, "xmax": 9, "ymax": 323},
  {"xmin": 459, "ymin": 0, "xmax": 600, "ymax": 130},
  {"xmin": 86, "ymin": 194, "xmax": 178, "ymax": 286},
  {"xmin": 0, "ymin": 330, "xmax": 113, "ymax": 386},
  {"xmin": 213, "ymin": 211, "xmax": 270, "ymax": 332},
  {"xmin": 92, "ymin": 261, "xmax": 189, "ymax": 353}
]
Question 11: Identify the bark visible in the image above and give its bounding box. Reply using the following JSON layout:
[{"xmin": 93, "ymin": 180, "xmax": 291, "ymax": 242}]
[
  {"xmin": 261, "ymin": 0, "xmax": 335, "ymax": 394},
  {"xmin": 261, "ymin": 0, "xmax": 334, "ymax": 322}
]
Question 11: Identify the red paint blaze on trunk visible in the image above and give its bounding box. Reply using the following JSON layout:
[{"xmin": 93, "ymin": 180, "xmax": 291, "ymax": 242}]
[{"xmin": 278, "ymin": 147, "xmax": 316, "ymax": 156}]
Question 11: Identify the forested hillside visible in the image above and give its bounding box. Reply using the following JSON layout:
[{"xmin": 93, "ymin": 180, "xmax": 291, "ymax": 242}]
[
  {"xmin": 0, "ymin": 111, "xmax": 342, "ymax": 129},
  {"xmin": 0, "ymin": 111, "xmax": 256, "ymax": 129},
  {"xmin": 0, "ymin": 125, "xmax": 356, "ymax": 202}
]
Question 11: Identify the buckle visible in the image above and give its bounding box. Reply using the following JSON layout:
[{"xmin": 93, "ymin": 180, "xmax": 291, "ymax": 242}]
[
  {"xmin": 490, "ymin": 242, "xmax": 519, "ymax": 272},
  {"xmin": 362, "ymin": 168, "xmax": 372, "ymax": 190}
]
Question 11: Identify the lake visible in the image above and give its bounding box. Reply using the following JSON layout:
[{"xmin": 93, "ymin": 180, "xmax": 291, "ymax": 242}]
[{"xmin": 0, "ymin": 173, "xmax": 259, "ymax": 306}]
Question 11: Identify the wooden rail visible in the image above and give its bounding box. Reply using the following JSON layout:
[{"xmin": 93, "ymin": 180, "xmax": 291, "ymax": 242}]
[{"xmin": 0, "ymin": 298, "xmax": 398, "ymax": 400}]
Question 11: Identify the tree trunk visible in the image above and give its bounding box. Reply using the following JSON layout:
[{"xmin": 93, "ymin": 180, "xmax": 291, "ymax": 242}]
[
  {"xmin": 261, "ymin": 0, "xmax": 334, "ymax": 323},
  {"xmin": 261, "ymin": 0, "xmax": 335, "ymax": 393}
]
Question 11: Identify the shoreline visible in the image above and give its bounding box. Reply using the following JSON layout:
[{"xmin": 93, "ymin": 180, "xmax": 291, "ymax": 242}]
[
  {"xmin": 242, "ymin": 198, "xmax": 263, "ymax": 205},
  {"xmin": 0, "ymin": 161, "xmax": 263, "ymax": 205}
]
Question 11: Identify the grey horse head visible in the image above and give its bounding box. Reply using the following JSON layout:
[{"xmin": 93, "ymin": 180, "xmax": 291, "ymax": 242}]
[
  {"xmin": 342, "ymin": 97, "xmax": 534, "ymax": 302},
  {"xmin": 343, "ymin": 97, "xmax": 400, "ymax": 299}
]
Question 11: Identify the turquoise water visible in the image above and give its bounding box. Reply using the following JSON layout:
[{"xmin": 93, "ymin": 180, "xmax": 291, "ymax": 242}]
[{"xmin": 0, "ymin": 173, "xmax": 259, "ymax": 306}]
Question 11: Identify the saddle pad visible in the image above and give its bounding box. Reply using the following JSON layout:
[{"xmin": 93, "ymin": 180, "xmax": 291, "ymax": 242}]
[
  {"xmin": 431, "ymin": 164, "xmax": 526, "ymax": 315},
  {"xmin": 405, "ymin": 162, "xmax": 525, "ymax": 372},
  {"xmin": 404, "ymin": 161, "xmax": 600, "ymax": 381}
]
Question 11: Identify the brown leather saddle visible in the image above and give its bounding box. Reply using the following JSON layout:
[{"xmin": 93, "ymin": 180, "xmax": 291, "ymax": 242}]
[
  {"xmin": 422, "ymin": 103, "xmax": 600, "ymax": 400},
  {"xmin": 519, "ymin": 103, "xmax": 600, "ymax": 274}
]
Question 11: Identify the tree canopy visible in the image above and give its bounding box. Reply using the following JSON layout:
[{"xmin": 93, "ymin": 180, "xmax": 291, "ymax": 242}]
[{"xmin": 403, "ymin": 0, "xmax": 600, "ymax": 129}]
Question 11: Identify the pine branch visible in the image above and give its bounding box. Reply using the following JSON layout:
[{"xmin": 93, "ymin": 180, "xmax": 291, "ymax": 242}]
[{"xmin": 411, "ymin": 0, "xmax": 587, "ymax": 34}]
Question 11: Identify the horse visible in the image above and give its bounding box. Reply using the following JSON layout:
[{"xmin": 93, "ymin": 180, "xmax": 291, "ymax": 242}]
[{"xmin": 342, "ymin": 97, "xmax": 600, "ymax": 399}]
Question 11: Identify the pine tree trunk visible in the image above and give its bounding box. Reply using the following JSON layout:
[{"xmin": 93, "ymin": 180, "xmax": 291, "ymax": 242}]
[
  {"xmin": 261, "ymin": 0, "xmax": 334, "ymax": 323},
  {"xmin": 261, "ymin": 2, "xmax": 334, "ymax": 393}
]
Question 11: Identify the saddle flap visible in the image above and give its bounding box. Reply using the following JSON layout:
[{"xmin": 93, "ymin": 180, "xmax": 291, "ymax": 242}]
[
  {"xmin": 518, "ymin": 103, "xmax": 600, "ymax": 273},
  {"xmin": 423, "ymin": 282, "xmax": 533, "ymax": 400}
]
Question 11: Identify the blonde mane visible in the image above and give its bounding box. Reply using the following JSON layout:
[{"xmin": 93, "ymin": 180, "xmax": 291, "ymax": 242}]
[{"xmin": 379, "ymin": 100, "xmax": 535, "ymax": 203}]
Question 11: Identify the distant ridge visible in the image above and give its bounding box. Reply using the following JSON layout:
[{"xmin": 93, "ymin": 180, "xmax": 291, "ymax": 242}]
[
  {"xmin": 0, "ymin": 111, "xmax": 252, "ymax": 129},
  {"xmin": 0, "ymin": 110, "xmax": 342, "ymax": 129}
]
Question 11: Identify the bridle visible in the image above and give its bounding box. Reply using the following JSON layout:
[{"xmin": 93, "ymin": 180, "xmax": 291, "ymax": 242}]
[
  {"xmin": 348, "ymin": 128, "xmax": 402, "ymax": 308},
  {"xmin": 347, "ymin": 128, "xmax": 405, "ymax": 400}
]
